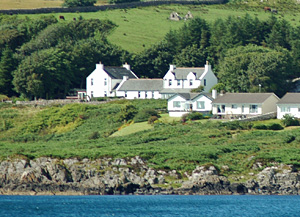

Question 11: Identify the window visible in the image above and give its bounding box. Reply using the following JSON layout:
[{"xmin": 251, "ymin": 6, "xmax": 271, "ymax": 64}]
[
  {"xmin": 177, "ymin": 80, "xmax": 180, "ymax": 86},
  {"xmin": 281, "ymin": 107, "xmax": 290, "ymax": 112},
  {"xmin": 104, "ymin": 91, "xmax": 107, "ymax": 97},
  {"xmin": 152, "ymin": 91, "xmax": 155, "ymax": 98},
  {"xmin": 189, "ymin": 79, "xmax": 193, "ymax": 86},
  {"xmin": 242, "ymin": 105, "xmax": 245, "ymax": 113},
  {"xmin": 104, "ymin": 78, "xmax": 107, "ymax": 86},
  {"xmin": 298, "ymin": 107, "xmax": 300, "ymax": 112},
  {"xmin": 250, "ymin": 105, "xmax": 258, "ymax": 113},
  {"xmin": 232, "ymin": 104, "xmax": 237, "ymax": 109},
  {"xmin": 173, "ymin": 101, "xmax": 181, "ymax": 108},
  {"xmin": 169, "ymin": 79, "xmax": 172, "ymax": 86},
  {"xmin": 125, "ymin": 91, "xmax": 127, "ymax": 97},
  {"xmin": 197, "ymin": 101, "xmax": 205, "ymax": 109},
  {"xmin": 91, "ymin": 78, "xmax": 93, "ymax": 86},
  {"xmin": 138, "ymin": 91, "xmax": 141, "ymax": 98},
  {"xmin": 217, "ymin": 105, "xmax": 225, "ymax": 113},
  {"xmin": 204, "ymin": 79, "xmax": 206, "ymax": 86},
  {"xmin": 145, "ymin": 92, "xmax": 148, "ymax": 98},
  {"xmin": 91, "ymin": 91, "xmax": 94, "ymax": 98}
]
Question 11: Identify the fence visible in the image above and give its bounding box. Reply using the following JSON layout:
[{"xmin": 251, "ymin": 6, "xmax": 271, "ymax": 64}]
[{"xmin": 0, "ymin": 0, "xmax": 225, "ymax": 15}]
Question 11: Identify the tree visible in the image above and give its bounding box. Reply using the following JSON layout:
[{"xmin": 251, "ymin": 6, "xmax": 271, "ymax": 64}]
[
  {"xmin": 63, "ymin": 0, "xmax": 96, "ymax": 7},
  {"xmin": 0, "ymin": 47, "xmax": 16, "ymax": 96},
  {"xmin": 191, "ymin": 85, "xmax": 204, "ymax": 93},
  {"xmin": 218, "ymin": 45, "xmax": 293, "ymax": 97},
  {"xmin": 174, "ymin": 44, "xmax": 206, "ymax": 67}
]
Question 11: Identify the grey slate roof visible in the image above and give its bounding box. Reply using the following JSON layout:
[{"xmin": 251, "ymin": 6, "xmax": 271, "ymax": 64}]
[
  {"xmin": 212, "ymin": 93, "xmax": 278, "ymax": 104},
  {"xmin": 104, "ymin": 67, "xmax": 137, "ymax": 79},
  {"xmin": 277, "ymin": 93, "xmax": 300, "ymax": 104},
  {"xmin": 160, "ymin": 88, "xmax": 193, "ymax": 94},
  {"xmin": 173, "ymin": 67, "xmax": 205, "ymax": 80},
  {"xmin": 118, "ymin": 79, "xmax": 163, "ymax": 91},
  {"xmin": 175, "ymin": 93, "xmax": 213, "ymax": 100}
]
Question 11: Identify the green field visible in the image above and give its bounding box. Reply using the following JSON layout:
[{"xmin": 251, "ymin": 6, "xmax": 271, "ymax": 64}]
[
  {"xmin": 1, "ymin": 100, "xmax": 300, "ymax": 180},
  {"xmin": 17, "ymin": 4, "xmax": 300, "ymax": 53}
]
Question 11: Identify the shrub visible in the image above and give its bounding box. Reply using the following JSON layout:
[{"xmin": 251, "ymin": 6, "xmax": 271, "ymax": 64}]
[
  {"xmin": 148, "ymin": 116, "xmax": 158, "ymax": 124},
  {"xmin": 284, "ymin": 134, "xmax": 296, "ymax": 143},
  {"xmin": 63, "ymin": 0, "xmax": 96, "ymax": 7},
  {"xmin": 88, "ymin": 131, "xmax": 100, "ymax": 140},
  {"xmin": 185, "ymin": 112, "xmax": 204, "ymax": 121},
  {"xmin": 253, "ymin": 124, "xmax": 268, "ymax": 130},
  {"xmin": 281, "ymin": 114, "xmax": 300, "ymax": 127},
  {"xmin": 134, "ymin": 109, "xmax": 160, "ymax": 123},
  {"xmin": 267, "ymin": 123, "xmax": 283, "ymax": 131},
  {"xmin": 117, "ymin": 104, "xmax": 138, "ymax": 122}
]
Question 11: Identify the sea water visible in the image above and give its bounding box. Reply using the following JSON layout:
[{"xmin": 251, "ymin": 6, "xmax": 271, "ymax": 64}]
[{"xmin": 1, "ymin": 195, "xmax": 299, "ymax": 217}]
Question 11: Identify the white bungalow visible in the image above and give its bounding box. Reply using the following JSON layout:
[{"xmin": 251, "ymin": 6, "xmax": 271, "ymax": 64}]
[
  {"xmin": 116, "ymin": 79, "xmax": 163, "ymax": 99},
  {"xmin": 212, "ymin": 93, "xmax": 279, "ymax": 119},
  {"xmin": 168, "ymin": 90, "xmax": 216, "ymax": 117},
  {"xmin": 277, "ymin": 93, "xmax": 300, "ymax": 119}
]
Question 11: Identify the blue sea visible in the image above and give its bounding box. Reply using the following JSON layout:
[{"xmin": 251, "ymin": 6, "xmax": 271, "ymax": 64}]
[{"xmin": 1, "ymin": 195, "xmax": 299, "ymax": 217}]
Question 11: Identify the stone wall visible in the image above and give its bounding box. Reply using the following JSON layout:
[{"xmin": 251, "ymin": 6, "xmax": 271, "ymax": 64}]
[{"xmin": 0, "ymin": 0, "xmax": 225, "ymax": 15}]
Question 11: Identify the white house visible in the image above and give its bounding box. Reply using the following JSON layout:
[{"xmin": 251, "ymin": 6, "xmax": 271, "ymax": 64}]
[
  {"xmin": 161, "ymin": 61, "xmax": 218, "ymax": 99},
  {"xmin": 86, "ymin": 62, "xmax": 138, "ymax": 99},
  {"xmin": 277, "ymin": 93, "xmax": 300, "ymax": 119},
  {"xmin": 168, "ymin": 90, "xmax": 217, "ymax": 117},
  {"xmin": 212, "ymin": 93, "xmax": 279, "ymax": 119},
  {"xmin": 116, "ymin": 79, "xmax": 163, "ymax": 99}
]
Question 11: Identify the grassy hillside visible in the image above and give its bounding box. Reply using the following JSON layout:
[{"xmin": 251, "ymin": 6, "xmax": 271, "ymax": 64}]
[
  {"xmin": 16, "ymin": 4, "xmax": 300, "ymax": 53},
  {"xmin": 1, "ymin": 101, "xmax": 300, "ymax": 180}
]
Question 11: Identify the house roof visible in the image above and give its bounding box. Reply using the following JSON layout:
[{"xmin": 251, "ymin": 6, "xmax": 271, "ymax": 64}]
[
  {"xmin": 173, "ymin": 67, "xmax": 205, "ymax": 80},
  {"xmin": 212, "ymin": 93, "xmax": 278, "ymax": 104},
  {"xmin": 118, "ymin": 79, "xmax": 163, "ymax": 91},
  {"xmin": 173, "ymin": 92, "xmax": 213, "ymax": 101},
  {"xmin": 160, "ymin": 88, "xmax": 193, "ymax": 94},
  {"xmin": 104, "ymin": 67, "xmax": 137, "ymax": 79},
  {"xmin": 277, "ymin": 93, "xmax": 300, "ymax": 104}
]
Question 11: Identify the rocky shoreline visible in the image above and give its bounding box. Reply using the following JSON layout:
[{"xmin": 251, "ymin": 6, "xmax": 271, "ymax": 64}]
[{"xmin": 0, "ymin": 156, "xmax": 299, "ymax": 195}]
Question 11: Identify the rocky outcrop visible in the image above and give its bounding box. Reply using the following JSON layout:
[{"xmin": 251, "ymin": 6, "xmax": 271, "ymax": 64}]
[{"xmin": 0, "ymin": 157, "xmax": 299, "ymax": 195}]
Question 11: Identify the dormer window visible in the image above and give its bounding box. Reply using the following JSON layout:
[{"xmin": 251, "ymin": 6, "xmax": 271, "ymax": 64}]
[
  {"xmin": 169, "ymin": 79, "xmax": 172, "ymax": 86},
  {"xmin": 91, "ymin": 78, "xmax": 93, "ymax": 86},
  {"xmin": 189, "ymin": 79, "xmax": 193, "ymax": 86},
  {"xmin": 104, "ymin": 78, "xmax": 107, "ymax": 86}
]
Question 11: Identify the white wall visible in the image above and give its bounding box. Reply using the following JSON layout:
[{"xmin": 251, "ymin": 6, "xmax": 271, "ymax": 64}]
[
  {"xmin": 200, "ymin": 64, "xmax": 218, "ymax": 93},
  {"xmin": 277, "ymin": 104, "xmax": 300, "ymax": 119},
  {"xmin": 212, "ymin": 103, "xmax": 262, "ymax": 116},
  {"xmin": 117, "ymin": 90, "xmax": 161, "ymax": 99},
  {"xmin": 168, "ymin": 95, "xmax": 187, "ymax": 111},
  {"xmin": 192, "ymin": 95, "xmax": 212, "ymax": 112}
]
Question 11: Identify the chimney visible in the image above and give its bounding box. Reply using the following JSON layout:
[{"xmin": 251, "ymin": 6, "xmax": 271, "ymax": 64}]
[
  {"xmin": 169, "ymin": 64, "xmax": 176, "ymax": 71},
  {"xmin": 96, "ymin": 61, "xmax": 104, "ymax": 70},
  {"xmin": 205, "ymin": 60, "xmax": 211, "ymax": 72},
  {"xmin": 123, "ymin": 62, "xmax": 130, "ymax": 70},
  {"xmin": 212, "ymin": 89, "xmax": 217, "ymax": 99}
]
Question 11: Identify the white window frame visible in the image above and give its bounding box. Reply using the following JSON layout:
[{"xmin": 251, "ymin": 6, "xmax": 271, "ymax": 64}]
[
  {"xmin": 197, "ymin": 101, "xmax": 205, "ymax": 109},
  {"xmin": 173, "ymin": 101, "xmax": 181, "ymax": 108},
  {"xmin": 250, "ymin": 104, "xmax": 258, "ymax": 113}
]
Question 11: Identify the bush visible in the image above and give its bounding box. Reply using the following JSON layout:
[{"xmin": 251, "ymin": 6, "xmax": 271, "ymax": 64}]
[
  {"xmin": 117, "ymin": 104, "xmax": 138, "ymax": 122},
  {"xmin": 63, "ymin": 0, "xmax": 96, "ymax": 7},
  {"xmin": 134, "ymin": 109, "xmax": 160, "ymax": 123},
  {"xmin": 220, "ymin": 121, "xmax": 252, "ymax": 130},
  {"xmin": 88, "ymin": 131, "xmax": 100, "ymax": 140},
  {"xmin": 253, "ymin": 124, "xmax": 268, "ymax": 130},
  {"xmin": 284, "ymin": 134, "xmax": 296, "ymax": 143},
  {"xmin": 267, "ymin": 123, "xmax": 283, "ymax": 131},
  {"xmin": 148, "ymin": 116, "xmax": 158, "ymax": 124},
  {"xmin": 109, "ymin": 0, "xmax": 140, "ymax": 3},
  {"xmin": 281, "ymin": 114, "xmax": 300, "ymax": 127},
  {"xmin": 185, "ymin": 112, "xmax": 204, "ymax": 121}
]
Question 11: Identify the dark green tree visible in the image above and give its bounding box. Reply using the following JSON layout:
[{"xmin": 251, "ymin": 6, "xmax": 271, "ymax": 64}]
[{"xmin": 0, "ymin": 47, "xmax": 16, "ymax": 96}]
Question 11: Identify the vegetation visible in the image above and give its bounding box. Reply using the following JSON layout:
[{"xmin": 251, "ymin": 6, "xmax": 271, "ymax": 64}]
[
  {"xmin": 0, "ymin": 100, "xmax": 300, "ymax": 178},
  {"xmin": 62, "ymin": 0, "xmax": 97, "ymax": 7},
  {"xmin": 282, "ymin": 114, "xmax": 300, "ymax": 127}
]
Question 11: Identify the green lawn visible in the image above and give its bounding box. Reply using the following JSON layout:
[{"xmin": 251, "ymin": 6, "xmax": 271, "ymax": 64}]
[{"xmin": 18, "ymin": 4, "xmax": 300, "ymax": 53}]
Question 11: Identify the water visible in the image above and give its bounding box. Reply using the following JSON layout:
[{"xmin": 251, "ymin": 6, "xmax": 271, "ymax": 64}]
[{"xmin": 1, "ymin": 195, "xmax": 300, "ymax": 217}]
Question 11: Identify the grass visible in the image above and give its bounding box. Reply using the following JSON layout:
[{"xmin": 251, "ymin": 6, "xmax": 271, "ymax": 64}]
[{"xmin": 15, "ymin": 3, "xmax": 300, "ymax": 53}]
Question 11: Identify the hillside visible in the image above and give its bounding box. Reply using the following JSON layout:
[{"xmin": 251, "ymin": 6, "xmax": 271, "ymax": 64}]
[
  {"xmin": 1, "ymin": 100, "xmax": 300, "ymax": 182},
  {"xmin": 15, "ymin": 3, "xmax": 300, "ymax": 53}
]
